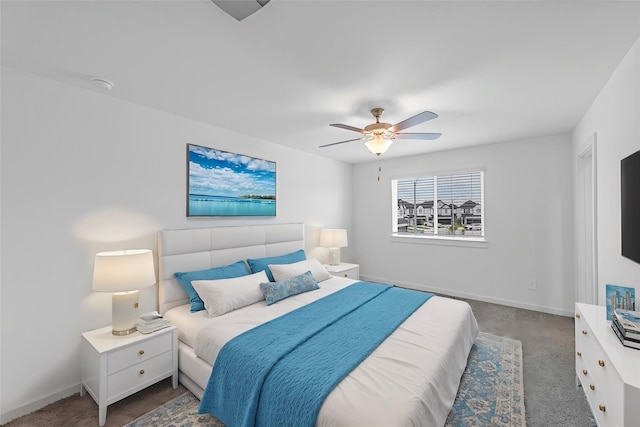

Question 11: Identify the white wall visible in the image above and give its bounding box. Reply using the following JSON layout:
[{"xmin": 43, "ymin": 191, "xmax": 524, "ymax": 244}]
[
  {"xmin": 573, "ymin": 37, "xmax": 640, "ymax": 304},
  {"xmin": 352, "ymin": 134, "xmax": 575, "ymax": 315},
  {"xmin": 0, "ymin": 66, "xmax": 353, "ymax": 421}
]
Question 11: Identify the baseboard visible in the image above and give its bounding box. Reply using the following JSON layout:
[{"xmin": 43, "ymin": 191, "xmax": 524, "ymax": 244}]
[
  {"xmin": 360, "ymin": 275, "xmax": 574, "ymax": 317},
  {"xmin": 0, "ymin": 383, "xmax": 78, "ymax": 424}
]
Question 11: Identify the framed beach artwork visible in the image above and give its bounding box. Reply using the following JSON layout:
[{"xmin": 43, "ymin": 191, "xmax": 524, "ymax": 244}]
[
  {"xmin": 605, "ymin": 284, "xmax": 636, "ymax": 320},
  {"xmin": 187, "ymin": 144, "xmax": 276, "ymax": 217}
]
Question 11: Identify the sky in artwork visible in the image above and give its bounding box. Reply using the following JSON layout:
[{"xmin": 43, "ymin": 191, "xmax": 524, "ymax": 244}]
[{"xmin": 188, "ymin": 144, "xmax": 276, "ymax": 198}]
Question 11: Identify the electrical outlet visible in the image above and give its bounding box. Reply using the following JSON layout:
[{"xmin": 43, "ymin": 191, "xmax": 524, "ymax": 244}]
[{"xmin": 528, "ymin": 279, "xmax": 537, "ymax": 290}]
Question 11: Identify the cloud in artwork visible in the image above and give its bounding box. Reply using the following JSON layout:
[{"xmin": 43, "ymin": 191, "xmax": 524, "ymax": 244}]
[
  {"xmin": 190, "ymin": 145, "xmax": 275, "ymax": 172},
  {"xmin": 188, "ymin": 145, "xmax": 276, "ymax": 197}
]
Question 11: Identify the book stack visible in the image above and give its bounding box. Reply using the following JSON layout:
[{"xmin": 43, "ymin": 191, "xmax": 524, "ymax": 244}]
[
  {"xmin": 137, "ymin": 311, "xmax": 171, "ymax": 334},
  {"xmin": 611, "ymin": 308, "xmax": 640, "ymax": 350}
]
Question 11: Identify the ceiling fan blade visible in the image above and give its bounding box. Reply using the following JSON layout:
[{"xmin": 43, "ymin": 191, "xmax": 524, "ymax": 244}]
[
  {"xmin": 394, "ymin": 132, "xmax": 442, "ymax": 140},
  {"xmin": 319, "ymin": 137, "xmax": 363, "ymax": 148},
  {"xmin": 390, "ymin": 111, "xmax": 438, "ymax": 132},
  {"xmin": 330, "ymin": 123, "xmax": 366, "ymax": 134}
]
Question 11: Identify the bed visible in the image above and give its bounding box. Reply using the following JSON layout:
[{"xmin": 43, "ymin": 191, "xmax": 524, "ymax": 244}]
[{"xmin": 158, "ymin": 223, "xmax": 479, "ymax": 427}]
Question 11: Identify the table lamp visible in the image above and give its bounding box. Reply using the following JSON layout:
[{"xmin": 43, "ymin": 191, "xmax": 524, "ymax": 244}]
[
  {"xmin": 319, "ymin": 229, "xmax": 348, "ymax": 265},
  {"xmin": 92, "ymin": 249, "xmax": 156, "ymax": 335}
]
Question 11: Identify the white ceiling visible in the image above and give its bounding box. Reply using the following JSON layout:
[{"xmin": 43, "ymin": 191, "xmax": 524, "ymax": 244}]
[{"xmin": 2, "ymin": 1, "xmax": 640, "ymax": 164}]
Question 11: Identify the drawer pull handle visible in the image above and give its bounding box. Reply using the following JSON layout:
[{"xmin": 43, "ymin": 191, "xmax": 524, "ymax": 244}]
[
  {"xmin": 576, "ymin": 351, "xmax": 582, "ymax": 357},
  {"xmin": 139, "ymin": 350, "xmax": 145, "ymax": 355},
  {"xmin": 575, "ymin": 313, "xmax": 581, "ymax": 318},
  {"xmin": 590, "ymin": 384, "xmax": 595, "ymax": 391},
  {"xmin": 582, "ymin": 369, "xmax": 588, "ymax": 375},
  {"xmin": 139, "ymin": 369, "xmax": 145, "ymax": 375},
  {"xmin": 598, "ymin": 359, "xmax": 605, "ymax": 367},
  {"xmin": 599, "ymin": 405, "xmax": 606, "ymax": 412},
  {"xmin": 582, "ymin": 330, "xmax": 587, "ymax": 335},
  {"xmin": 343, "ymin": 274, "xmax": 348, "ymax": 277}
]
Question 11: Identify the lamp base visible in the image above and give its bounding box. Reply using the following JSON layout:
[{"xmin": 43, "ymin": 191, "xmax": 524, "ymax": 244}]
[
  {"xmin": 112, "ymin": 327, "xmax": 138, "ymax": 336},
  {"xmin": 112, "ymin": 291, "xmax": 140, "ymax": 336},
  {"xmin": 327, "ymin": 247, "xmax": 341, "ymax": 266}
]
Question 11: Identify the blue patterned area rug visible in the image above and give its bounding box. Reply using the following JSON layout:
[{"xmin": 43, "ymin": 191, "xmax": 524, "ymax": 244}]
[
  {"xmin": 445, "ymin": 332, "xmax": 525, "ymax": 426},
  {"xmin": 126, "ymin": 332, "xmax": 524, "ymax": 427}
]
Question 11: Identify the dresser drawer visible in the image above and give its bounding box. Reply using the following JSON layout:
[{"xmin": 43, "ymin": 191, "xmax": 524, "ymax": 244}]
[
  {"xmin": 585, "ymin": 349, "xmax": 616, "ymax": 395},
  {"xmin": 574, "ymin": 303, "xmax": 640, "ymax": 426},
  {"xmin": 107, "ymin": 333, "xmax": 172, "ymax": 374},
  {"xmin": 575, "ymin": 314, "xmax": 598, "ymax": 370},
  {"xmin": 585, "ymin": 382, "xmax": 620, "ymax": 427},
  {"xmin": 576, "ymin": 313, "xmax": 620, "ymax": 397},
  {"xmin": 107, "ymin": 351, "xmax": 173, "ymax": 400}
]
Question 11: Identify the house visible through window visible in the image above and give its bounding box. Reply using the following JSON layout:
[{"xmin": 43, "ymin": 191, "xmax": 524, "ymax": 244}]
[{"xmin": 392, "ymin": 171, "xmax": 484, "ymax": 238}]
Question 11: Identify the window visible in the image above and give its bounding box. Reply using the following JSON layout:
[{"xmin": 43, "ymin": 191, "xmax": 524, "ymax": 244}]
[{"xmin": 392, "ymin": 171, "xmax": 484, "ymax": 239}]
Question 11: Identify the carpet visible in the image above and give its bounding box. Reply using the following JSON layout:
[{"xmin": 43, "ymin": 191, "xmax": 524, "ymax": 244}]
[{"xmin": 126, "ymin": 332, "xmax": 524, "ymax": 427}]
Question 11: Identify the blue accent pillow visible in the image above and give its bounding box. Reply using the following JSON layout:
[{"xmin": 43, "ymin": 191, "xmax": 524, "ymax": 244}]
[
  {"xmin": 174, "ymin": 260, "xmax": 249, "ymax": 312},
  {"xmin": 246, "ymin": 249, "xmax": 306, "ymax": 281},
  {"xmin": 259, "ymin": 271, "xmax": 319, "ymax": 305}
]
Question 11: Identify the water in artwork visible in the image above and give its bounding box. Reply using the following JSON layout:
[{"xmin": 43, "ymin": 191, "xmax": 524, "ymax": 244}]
[{"xmin": 189, "ymin": 195, "xmax": 276, "ymax": 216}]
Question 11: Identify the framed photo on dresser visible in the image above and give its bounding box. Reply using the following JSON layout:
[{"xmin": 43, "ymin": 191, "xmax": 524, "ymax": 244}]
[{"xmin": 605, "ymin": 283, "xmax": 636, "ymax": 320}]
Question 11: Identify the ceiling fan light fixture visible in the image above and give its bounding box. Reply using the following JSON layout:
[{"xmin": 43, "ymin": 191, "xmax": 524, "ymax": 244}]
[
  {"xmin": 364, "ymin": 122, "xmax": 392, "ymax": 133},
  {"xmin": 322, "ymin": 107, "xmax": 440, "ymax": 156},
  {"xmin": 365, "ymin": 135, "xmax": 393, "ymax": 156}
]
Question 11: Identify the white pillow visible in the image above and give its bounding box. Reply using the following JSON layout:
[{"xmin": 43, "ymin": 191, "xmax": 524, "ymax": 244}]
[
  {"xmin": 191, "ymin": 270, "xmax": 268, "ymax": 317},
  {"xmin": 269, "ymin": 258, "xmax": 332, "ymax": 283}
]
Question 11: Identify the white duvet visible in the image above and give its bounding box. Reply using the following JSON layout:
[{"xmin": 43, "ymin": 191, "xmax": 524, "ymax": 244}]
[{"xmin": 166, "ymin": 277, "xmax": 479, "ymax": 427}]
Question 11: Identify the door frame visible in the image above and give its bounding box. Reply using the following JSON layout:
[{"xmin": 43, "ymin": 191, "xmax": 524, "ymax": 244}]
[{"xmin": 576, "ymin": 133, "xmax": 598, "ymax": 304}]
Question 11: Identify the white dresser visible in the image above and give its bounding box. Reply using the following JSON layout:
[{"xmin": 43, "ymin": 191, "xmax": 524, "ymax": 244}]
[
  {"xmin": 575, "ymin": 303, "xmax": 640, "ymax": 426},
  {"xmin": 81, "ymin": 325, "xmax": 178, "ymax": 426}
]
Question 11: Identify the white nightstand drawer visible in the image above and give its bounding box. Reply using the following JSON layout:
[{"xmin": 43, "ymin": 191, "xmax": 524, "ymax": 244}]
[
  {"xmin": 108, "ymin": 332, "xmax": 172, "ymax": 374},
  {"xmin": 107, "ymin": 351, "xmax": 173, "ymax": 401},
  {"xmin": 324, "ymin": 263, "xmax": 359, "ymax": 280},
  {"xmin": 339, "ymin": 268, "xmax": 359, "ymax": 280}
]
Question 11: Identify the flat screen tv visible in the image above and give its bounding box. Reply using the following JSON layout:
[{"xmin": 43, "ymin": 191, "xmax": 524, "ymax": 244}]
[{"xmin": 621, "ymin": 149, "xmax": 640, "ymax": 264}]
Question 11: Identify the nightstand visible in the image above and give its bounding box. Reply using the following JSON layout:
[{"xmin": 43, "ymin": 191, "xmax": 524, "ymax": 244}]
[
  {"xmin": 80, "ymin": 325, "xmax": 178, "ymax": 426},
  {"xmin": 324, "ymin": 262, "xmax": 359, "ymax": 280}
]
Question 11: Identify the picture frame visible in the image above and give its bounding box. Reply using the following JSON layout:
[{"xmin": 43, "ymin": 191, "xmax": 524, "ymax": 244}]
[
  {"xmin": 187, "ymin": 144, "xmax": 276, "ymax": 217},
  {"xmin": 605, "ymin": 284, "xmax": 636, "ymax": 320}
]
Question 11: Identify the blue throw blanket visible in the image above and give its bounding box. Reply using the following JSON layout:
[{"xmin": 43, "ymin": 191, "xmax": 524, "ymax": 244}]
[{"xmin": 198, "ymin": 281, "xmax": 433, "ymax": 427}]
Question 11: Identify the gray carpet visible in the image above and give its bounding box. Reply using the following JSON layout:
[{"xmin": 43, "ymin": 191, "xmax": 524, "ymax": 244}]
[
  {"xmin": 3, "ymin": 298, "xmax": 595, "ymax": 427},
  {"xmin": 463, "ymin": 298, "xmax": 596, "ymax": 427}
]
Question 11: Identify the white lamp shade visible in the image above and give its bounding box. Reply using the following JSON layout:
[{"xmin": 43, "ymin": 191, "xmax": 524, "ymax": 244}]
[
  {"xmin": 364, "ymin": 135, "xmax": 393, "ymax": 156},
  {"xmin": 92, "ymin": 249, "xmax": 156, "ymax": 292},
  {"xmin": 319, "ymin": 229, "xmax": 348, "ymax": 248}
]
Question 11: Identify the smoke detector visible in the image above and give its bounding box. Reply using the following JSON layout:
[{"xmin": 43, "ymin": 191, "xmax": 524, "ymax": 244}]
[{"xmin": 91, "ymin": 78, "xmax": 114, "ymax": 91}]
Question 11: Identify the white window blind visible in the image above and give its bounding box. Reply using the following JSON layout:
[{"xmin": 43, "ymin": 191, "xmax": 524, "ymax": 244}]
[{"xmin": 392, "ymin": 171, "xmax": 484, "ymax": 238}]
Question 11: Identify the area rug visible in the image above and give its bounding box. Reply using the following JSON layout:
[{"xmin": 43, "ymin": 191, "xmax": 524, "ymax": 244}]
[
  {"xmin": 126, "ymin": 332, "xmax": 524, "ymax": 427},
  {"xmin": 445, "ymin": 332, "xmax": 525, "ymax": 426}
]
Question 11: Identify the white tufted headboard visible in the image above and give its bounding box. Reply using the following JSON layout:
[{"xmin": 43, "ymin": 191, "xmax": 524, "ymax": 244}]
[{"xmin": 158, "ymin": 223, "xmax": 305, "ymax": 314}]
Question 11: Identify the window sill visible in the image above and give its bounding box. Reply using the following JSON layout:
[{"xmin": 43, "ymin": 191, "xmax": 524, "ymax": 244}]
[{"xmin": 390, "ymin": 233, "xmax": 488, "ymax": 248}]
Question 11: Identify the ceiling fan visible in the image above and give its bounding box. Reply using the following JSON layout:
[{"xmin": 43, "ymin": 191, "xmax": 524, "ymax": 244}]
[{"xmin": 320, "ymin": 108, "xmax": 441, "ymax": 156}]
